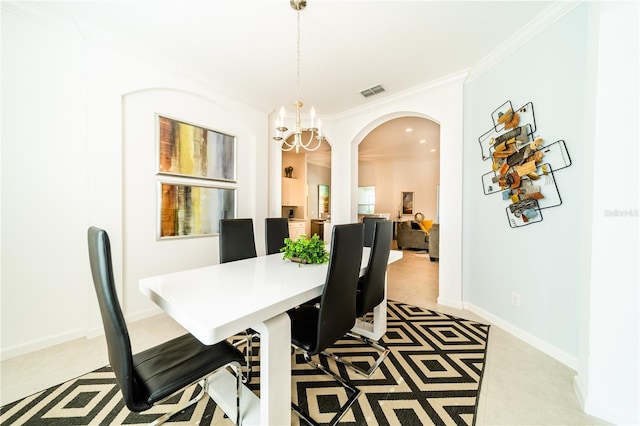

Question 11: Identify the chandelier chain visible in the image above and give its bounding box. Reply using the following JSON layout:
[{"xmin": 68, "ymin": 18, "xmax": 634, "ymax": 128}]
[
  {"xmin": 273, "ymin": 0, "xmax": 323, "ymax": 152},
  {"xmin": 296, "ymin": 9, "xmax": 301, "ymax": 104}
]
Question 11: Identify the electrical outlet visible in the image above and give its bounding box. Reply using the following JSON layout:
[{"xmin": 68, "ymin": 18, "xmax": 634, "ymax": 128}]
[{"xmin": 511, "ymin": 292, "xmax": 521, "ymax": 307}]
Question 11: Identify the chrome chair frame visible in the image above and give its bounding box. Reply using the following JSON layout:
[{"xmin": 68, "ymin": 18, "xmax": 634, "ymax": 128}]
[
  {"xmin": 231, "ymin": 334, "xmax": 253, "ymax": 384},
  {"xmin": 321, "ymin": 331, "xmax": 390, "ymax": 378},
  {"xmin": 291, "ymin": 349, "xmax": 361, "ymax": 426},
  {"xmin": 149, "ymin": 367, "xmax": 242, "ymax": 426}
]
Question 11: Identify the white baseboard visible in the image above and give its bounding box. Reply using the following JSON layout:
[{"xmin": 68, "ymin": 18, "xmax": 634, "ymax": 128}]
[
  {"xmin": 578, "ymin": 376, "xmax": 637, "ymax": 425},
  {"xmin": 464, "ymin": 302, "xmax": 578, "ymax": 370},
  {"xmin": 126, "ymin": 306, "xmax": 164, "ymax": 323},
  {"xmin": 573, "ymin": 375, "xmax": 586, "ymax": 409},
  {"xmin": 1, "ymin": 328, "xmax": 87, "ymax": 361},
  {"xmin": 1, "ymin": 306, "xmax": 165, "ymax": 361},
  {"xmin": 437, "ymin": 296, "xmax": 463, "ymax": 310}
]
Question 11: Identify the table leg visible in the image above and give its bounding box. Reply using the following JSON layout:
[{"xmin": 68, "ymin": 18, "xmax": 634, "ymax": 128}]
[
  {"xmin": 352, "ymin": 298, "xmax": 386, "ymax": 340},
  {"xmin": 351, "ymin": 273, "xmax": 388, "ymax": 340},
  {"xmin": 208, "ymin": 313, "xmax": 291, "ymax": 425},
  {"xmin": 251, "ymin": 312, "xmax": 291, "ymax": 425}
]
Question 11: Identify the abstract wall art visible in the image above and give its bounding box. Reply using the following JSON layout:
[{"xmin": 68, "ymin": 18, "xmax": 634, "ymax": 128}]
[
  {"xmin": 159, "ymin": 182, "xmax": 236, "ymax": 239},
  {"xmin": 402, "ymin": 191, "xmax": 414, "ymax": 215},
  {"xmin": 158, "ymin": 115, "xmax": 236, "ymax": 182}
]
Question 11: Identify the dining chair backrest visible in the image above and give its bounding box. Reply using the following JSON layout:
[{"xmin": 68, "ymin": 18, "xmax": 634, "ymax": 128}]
[
  {"xmin": 315, "ymin": 223, "xmax": 364, "ymax": 353},
  {"xmin": 87, "ymin": 226, "xmax": 145, "ymax": 411},
  {"xmin": 265, "ymin": 217, "xmax": 290, "ymax": 255},
  {"xmin": 362, "ymin": 216, "xmax": 387, "ymax": 247},
  {"xmin": 219, "ymin": 218, "xmax": 257, "ymax": 263},
  {"xmin": 357, "ymin": 219, "xmax": 392, "ymax": 317}
]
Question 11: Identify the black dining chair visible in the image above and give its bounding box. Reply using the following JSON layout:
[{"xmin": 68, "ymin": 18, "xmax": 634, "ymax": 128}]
[
  {"xmin": 324, "ymin": 219, "xmax": 392, "ymax": 377},
  {"xmin": 362, "ymin": 216, "xmax": 387, "ymax": 247},
  {"xmin": 287, "ymin": 223, "xmax": 364, "ymax": 426},
  {"xmin": 87, "ymin": 227, "xmax": 245, "ymax": 425},
  {"xmin": 219, "ymin": 218, "xmax": 257, "ymax": 263},
  {"xmin": 265, "ymin": 217, "xmax": 290, "ymax": 255},
  {"xmin": 218, "ymin": 218, "xmax": 258, "ymax": 382}
]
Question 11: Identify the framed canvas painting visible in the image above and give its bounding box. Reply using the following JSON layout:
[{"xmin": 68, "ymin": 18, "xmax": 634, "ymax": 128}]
[
  {"xmin": 159, "ymin": 182, "xmax": 236, "ymax": 239},
  {"xmin": 318, "ymin": 184, "xmax": 330, "ymax": 216},
  {"xmin": 157, "ymin": 115, "xmax": 236, "ymax": 182},
  {"xmin": 402, "ymin": 191, "xmax": 414, "ymax": 215}
]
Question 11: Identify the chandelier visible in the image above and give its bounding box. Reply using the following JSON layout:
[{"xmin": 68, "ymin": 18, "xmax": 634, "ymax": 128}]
[{"xmin": 273, "ymin": 0, "xmax": 324, "ymax": 153}]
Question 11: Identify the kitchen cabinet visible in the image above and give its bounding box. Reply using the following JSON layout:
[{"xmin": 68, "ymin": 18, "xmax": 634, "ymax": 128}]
[
  {"xmin": 282, "ymin": 177, "xmax": 305, "ymax": 206},
  {"xmin": 310, "ymin": 220, "xmax": 325, "ymax": 240},
  {"xmin": 288, "ymin": 221, "xmax": 306, "ymax": 241}
]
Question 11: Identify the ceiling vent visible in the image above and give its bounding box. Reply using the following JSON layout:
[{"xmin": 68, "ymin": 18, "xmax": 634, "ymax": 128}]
[{"xmin": 360, "ymin": 84, "xmax": 385, "ymax": 98}]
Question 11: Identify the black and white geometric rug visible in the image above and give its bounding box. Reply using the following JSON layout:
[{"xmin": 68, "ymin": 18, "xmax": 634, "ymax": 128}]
[{"xmin": 0, "ymin": 300, "xmax": 490, "ymax": 425}]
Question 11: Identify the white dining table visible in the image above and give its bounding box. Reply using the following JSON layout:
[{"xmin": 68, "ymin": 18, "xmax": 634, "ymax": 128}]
[{"xmin": 139, "ymin": 247, "xmax": 402, "ymax": 425}]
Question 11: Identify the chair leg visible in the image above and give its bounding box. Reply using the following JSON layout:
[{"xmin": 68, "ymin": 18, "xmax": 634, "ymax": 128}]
[
  {"xmin": 149, "ymin": 360, "xmax": 244, "ymax": 426},
  {"xmin": 291, "ymin": 348, "xmax": 361, "ymax": 426},
  {"xmin": 230, "ymin": 361, "xmax": 243, "ymax": 426},
  {"xmin": 322, "ymin": 332, "xmax": 390, "ymax": 378},
  {"xmin": 149, "ymin": 380, "xmax": 209, "ymax": 426},
  {"xmin": 232, "ymin": 330, "xmax": 254, "ymax": 383}
]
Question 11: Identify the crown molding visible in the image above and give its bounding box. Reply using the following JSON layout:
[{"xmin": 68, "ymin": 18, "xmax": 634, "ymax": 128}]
[
  {"xmin": 335, "ymin": 69, "xmax": 470, "ymax": 121},
  {"xmin": 466, "ymin": 1, "xmax": 583, "ymax": 83},
  {"xmin": 1, "ymin": 1, "xmax": 78, "ymax": 35}
]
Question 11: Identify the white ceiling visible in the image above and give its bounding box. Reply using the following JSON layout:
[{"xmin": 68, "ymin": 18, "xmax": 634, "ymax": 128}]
[{"xmin": 27, "ymin": 0, "xmax": 557, "ymax": 165}]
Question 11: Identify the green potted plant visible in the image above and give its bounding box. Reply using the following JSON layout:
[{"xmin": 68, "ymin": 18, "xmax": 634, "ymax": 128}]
[{"xmin": 280, "ymin": 233, "xmax": 329, "ymax": 265}]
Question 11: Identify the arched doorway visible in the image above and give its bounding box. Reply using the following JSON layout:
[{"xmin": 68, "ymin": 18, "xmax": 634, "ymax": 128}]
[
  {"xmin": 357, "ymin": 115, "xmax": 440, "ymax": 306},
  {"xmin": 358, "ymin": 116, "xmax": 440, "ymax": 220}
]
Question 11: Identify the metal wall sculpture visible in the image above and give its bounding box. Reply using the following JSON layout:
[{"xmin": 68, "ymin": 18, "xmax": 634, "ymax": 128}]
[{"xmin": 478, "ymin": 100, "xmax": 572, "ymax": 228}]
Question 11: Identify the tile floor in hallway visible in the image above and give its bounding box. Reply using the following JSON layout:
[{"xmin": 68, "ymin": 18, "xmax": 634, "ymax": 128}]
[
  {"xmin": 386, "ymin": 249, "xmax": 606, "ymax": 426},
  {"xmin": 1, "ymin": 248, "xmax": 607, "ymax": 425}
]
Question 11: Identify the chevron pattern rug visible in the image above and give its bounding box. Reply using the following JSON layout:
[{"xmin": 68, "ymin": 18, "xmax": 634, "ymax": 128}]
[{"xmin": 0, "ymin": 301, "xmax": 489, "ymax": 425}]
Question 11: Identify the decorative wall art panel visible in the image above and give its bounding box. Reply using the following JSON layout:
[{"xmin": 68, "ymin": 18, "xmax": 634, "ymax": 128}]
[
  {"xmin": 477, "ymin": 100, "xmax": 572, "ymax": 228},
  {"xmin": 402, "ymin": 191, "xmax": 415, "ymax": 215},
  {"xmin": 318, "ymin": 184, "xmax": 330, "ymax": 216},
  {"xmin": 158, "ymin": 115, "xmax": 236, "ymax": 182},
  {"xmin": 159, "ymin": 182, "xmax": 236, "ymax": 239}
]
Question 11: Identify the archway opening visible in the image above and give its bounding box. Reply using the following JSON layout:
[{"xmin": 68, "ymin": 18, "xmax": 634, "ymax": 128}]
[{"xmin": 357, "ymin": 115, "xmax": 440, "ymax": 306}]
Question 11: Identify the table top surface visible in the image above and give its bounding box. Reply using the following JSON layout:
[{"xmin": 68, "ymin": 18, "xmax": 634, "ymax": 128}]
[{"xmin": 139, "ymin": 248, "xmax": 402, "ymax": 345}]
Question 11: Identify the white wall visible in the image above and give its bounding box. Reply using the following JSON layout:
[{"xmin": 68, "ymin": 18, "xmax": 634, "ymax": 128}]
[
  {"xmin": 123, "ymin": 89, "xmax": 260, "ymax": 318},
  {"xmin": 463, "ymin": 3, "xmax": 592, "ymax": 367},
  {"xmin": 463, "ymin": 2, "xmax": 639, "ymax": 424},
  {"xmin": 359, "ymin": 156, "xmax": 440, "ymax": 222},
  {"xmin": 579, "ymin": 2, "xmax": 639, "ymax": 424},
  {"xmin": 2, "ymin": 5, "xmax": 90, "ymax": 357},
  {"xmin": 1, "ymin": 4, "xmax": 266, "ymax": 358}
]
